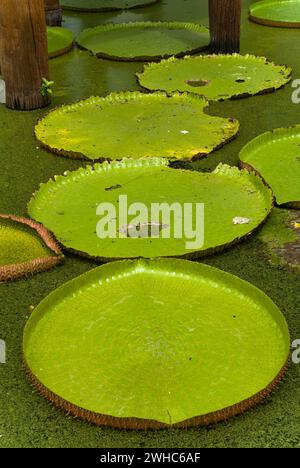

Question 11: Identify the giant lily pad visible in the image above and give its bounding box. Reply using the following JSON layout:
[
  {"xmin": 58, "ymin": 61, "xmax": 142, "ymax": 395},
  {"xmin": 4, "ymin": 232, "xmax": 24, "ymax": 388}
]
[
  {"xmin": 76, "ymin": 22, "xmax": 209, "ymax": 61},
  {"xmin": 28, "ymin": 159, "xmax": 273, "ymax": 261},
  {"xmin": 239, "ymin": 126, "xmax": 300, "ymax": 208},
  {"xmin": 24, "ymin": 258, "xmax": 290, "ymax": 429},
  {"xmin": 137, "ymin": 54, "xmax": 292, "ymax": 101},
  {"xmin": 250, "ymin": 0, "xmax": 300, "ymax": 28},
  {"xmin": 47, "ymin": 27, "xmax": 74, "ymax": 59},
  {"xmin": 0, "ymin": 214, "xmax": 63, "ymax": 282},
  {"xmin": 35, "ymin": 92, "xmax": 239, "ymax": 162},
  {"xmin": 61, "ymin": 0, "xmax": 159, "ymax": 12}
]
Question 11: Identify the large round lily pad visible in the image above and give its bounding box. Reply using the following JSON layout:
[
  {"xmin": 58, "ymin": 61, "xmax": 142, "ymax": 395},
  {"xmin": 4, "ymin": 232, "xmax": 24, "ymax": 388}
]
[
  {"xmin": 35, "ymin": 92, "xmax": 239, "ymax": 162},
  {"xmin": 24, "ymin": 258, "xmax": 290, "ymax": 429},
  {"xmin": 0, "ymin": 214, "xmax": 63, "ymax": 282},
  {"xmin": 61, "ymin": 0, "xmax": 159, "ymax": 12},
  {"xmin": 28, "ymin": 159, "xmax": 273, "ymax": 261},
  {"xmin": 137, "ymin": 54, "xmax": 292, "ymax": 101},
  {"xmin": 76, "ymin": 22, "xmax": 209, "ymax": 61},
  {"xmin": 47, "ymin": 27, "xmax": 74, "ymax": 59},
  {"xmin": 239, "ymin": 126, "xmax": 300, "ymax": 208},
  {"xmin": 250, "ymin": 0, "xmax": 300, "ymax": 28}
]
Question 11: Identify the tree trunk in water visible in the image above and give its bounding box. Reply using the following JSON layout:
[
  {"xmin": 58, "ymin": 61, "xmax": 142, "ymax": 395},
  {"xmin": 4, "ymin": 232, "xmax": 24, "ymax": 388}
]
[
  {"xmin": 45, "ymin": 0, "xmax": 62, "ymax": 26},
  {"xmin": 209, "ymin": 0, "xmax": 242, "ymax": 53},
  {"xmin": 0, "ymin": 0, "xmax": 50, "ymax": 110}
]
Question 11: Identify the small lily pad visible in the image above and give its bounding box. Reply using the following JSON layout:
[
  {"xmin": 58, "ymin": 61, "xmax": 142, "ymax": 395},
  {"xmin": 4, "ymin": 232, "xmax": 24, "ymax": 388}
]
[
  {"xmin": 137, "ymin": 54, "xmax": 292, "ymax": 101},
  {"xmin": 76, "ymin": 22, "xmax": 209, "ymax": 61},
  {"xmin": 24, "ymin": 258, "xmax": 290, "ymax": 428},
  {"xmin": 0, "ymin": 214, "xmax": 63, "ymax": 282},
  {"xmin": 250, "ymin": 0, "xmax": 300, "ymax": 28},
  {"xmin": 61, "ymin": 0, "xmax": 159, "ymax": 12},
  {"xmin": 239, "ymin": 126, "xmax": 300, "ymax": 207},
  {"xmin": 47, "ymin": 27, "xmax": 74, "ymax": 59},
  {"xmin": 35, "ymin": 91, "xmax": 239, "ymax": 162}
]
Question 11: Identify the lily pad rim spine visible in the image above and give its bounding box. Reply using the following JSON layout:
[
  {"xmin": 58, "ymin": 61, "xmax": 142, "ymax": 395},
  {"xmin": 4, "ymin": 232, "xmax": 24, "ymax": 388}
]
[
  {"xmin": 23, "ymin": 358, "xmax": 289, "ymax": 429},
  {"xmin": 0, "ymin": 213, "xmax": 64, "ymax": 282}
]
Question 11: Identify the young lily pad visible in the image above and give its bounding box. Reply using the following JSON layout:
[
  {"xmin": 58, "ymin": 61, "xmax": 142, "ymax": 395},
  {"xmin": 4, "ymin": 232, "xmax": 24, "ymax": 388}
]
[
  {"xmin": 24, "ymin": 258, "xmax": 290, "ymax": 429},
  {"xmin": 28, "ymin": 159, "xmax": 273, "ymax": 261},
  {"xmin": 76, "ymin": 22, "xmax": 209, "ymax": 61},
  {"xmin": 239, "ymin": 126, "xmax": 300, "ymax": 207},
  {"xmin": 61, "ymin": 0, "xmax": 159, "ymax": 12},
  {"xmin": 250, "ymin": 0, "xmax": 300, "ymax": 28},
  {"xmin": 47, "ymin": 27, "xmax": 74, "ymax": 59},
  {"xmin": 137, "ymin": 54, "xmax": 292, "ymax": 101},
  {"xmin": 0, "ymin": 214, "xmax": 63, "ymax": 282},
  {"xmin": 34, "ymin": 92, "xmax": 239, "ymax": 162}
]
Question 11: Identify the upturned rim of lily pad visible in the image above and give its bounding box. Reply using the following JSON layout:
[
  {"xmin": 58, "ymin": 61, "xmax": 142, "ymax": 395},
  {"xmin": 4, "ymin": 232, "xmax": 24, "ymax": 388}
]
[
  {"xmin": 0, "ymin": 214, "xmax": 63, "ymax": 282},
  {"xmin": 23, "ymin": 258, "xmax": 290, "ymax": 429},
  {"xmin": 239, "ymin": 126, "xmax": 300, "ymax": 208},
  {"xmin": 249, "ymin": 0, "xmax": 300, "ymax": 28},
  {"xmin": 61, "ymin": 0, "xmax": 160, "ymax": 12},
  {"xmin": 76, "ymin": 21, "xmax": 210, "ymax": 62},
  {"xmin": 48, "ymin": 27, "xmax": 74, "ymax": 59},
  {"xmin": 24, "ymin": 354, "xmax": 288, "ymax": 429}
]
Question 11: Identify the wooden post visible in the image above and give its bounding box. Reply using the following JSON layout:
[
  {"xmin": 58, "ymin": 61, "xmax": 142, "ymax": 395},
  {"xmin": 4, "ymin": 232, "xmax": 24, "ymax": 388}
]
[
  {"xmin": 45, "ymin": 0, "xmax": 62, "ymax": 27},
  {"xmin": 209, "ymin": 0, "xmax": 242, "ymax": 53},
  {"xmin": 0, "ymin": 0, "xmax": 50, "ymax": 110}
]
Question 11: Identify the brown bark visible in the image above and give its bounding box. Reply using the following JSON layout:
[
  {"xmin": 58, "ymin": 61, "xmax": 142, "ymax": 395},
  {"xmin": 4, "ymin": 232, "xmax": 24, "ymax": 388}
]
[
  {"xmin": 45, "ymin": 0, "xmax": 62, "ymax": 27},
  {"xmin": 0, "ymin": 0, "xmax": 50, "ymax": 110},
  {"xmin": 209, "ymin": 0, "xmax": 242, "ymax": 53}
]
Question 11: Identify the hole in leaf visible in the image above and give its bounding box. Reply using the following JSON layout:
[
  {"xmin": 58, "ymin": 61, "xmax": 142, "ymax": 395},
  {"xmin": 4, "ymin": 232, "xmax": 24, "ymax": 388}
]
[{"xmin": 105, "ymin": 184, "xmax": 122, "ymax": 192}]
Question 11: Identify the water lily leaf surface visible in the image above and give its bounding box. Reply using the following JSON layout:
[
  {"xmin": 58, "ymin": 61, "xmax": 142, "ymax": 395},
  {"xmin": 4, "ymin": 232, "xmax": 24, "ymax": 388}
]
[
  {"xmin": 35, "ymin": 92, "xmax": 239, "ymax": 161},
  {"xmin": 239, "ymin": 126, "xmax": 300, "ymax": 207},
  {"xmin": 137, "ymin": 54, "xmax": 292, "ymax": 101},
  {"xmin": 28, "ymin": 159, "xmax": 273, "ymax": 261},
  {"xmin": 76, "ymin": 22, "xmax": 209, "ymax": 61},
  {"xmin": 250, "ymin": 0, "xmax": 300, "ymax": 28},
  {"xmin": 47, "ymin": 27, "xmax": 74, "ymax": 59},
  {"xmin": 24, "ymin": 258, "xmax": 290, "ymax": 428}
]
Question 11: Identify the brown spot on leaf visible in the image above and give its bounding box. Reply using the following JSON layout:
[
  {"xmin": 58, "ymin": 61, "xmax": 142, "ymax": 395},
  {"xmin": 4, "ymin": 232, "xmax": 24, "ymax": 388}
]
[{"xmin": 185, "ymin": 79, "xmax": 211, "ymax": 87}]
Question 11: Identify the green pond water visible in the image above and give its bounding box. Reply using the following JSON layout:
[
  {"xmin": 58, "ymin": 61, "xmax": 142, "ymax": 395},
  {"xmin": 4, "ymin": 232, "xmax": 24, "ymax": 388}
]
[{"xmin": 0, "ymin": 0, "xmax": 299, "ymax": 448}]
